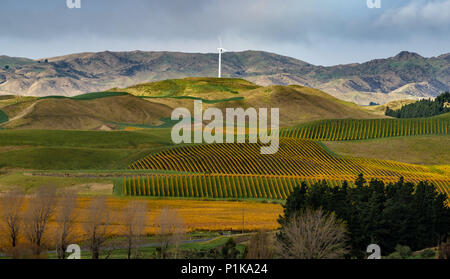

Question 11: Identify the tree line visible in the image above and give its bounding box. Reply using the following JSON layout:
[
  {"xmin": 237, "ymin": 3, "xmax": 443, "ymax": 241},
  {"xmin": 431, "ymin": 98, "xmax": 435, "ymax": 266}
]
[
  {"xmin": 0, "ymin": 187, "xmax": 185, "ymax": 259},
  {"xmin": 1, "ymin": 176, "xmax": 449, "ymax": 259},
  {"xmin": 278, "ymin": 175, "xmax": 450, "ymax": 258},
  {"xmin": 385, "ymin": 92, "xmax": 450, "ymax": 118}
]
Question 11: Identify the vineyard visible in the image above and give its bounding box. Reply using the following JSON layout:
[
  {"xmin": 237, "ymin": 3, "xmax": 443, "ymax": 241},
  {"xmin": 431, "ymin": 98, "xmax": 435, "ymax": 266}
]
[
  {"xmin": 124, "ymin": 138, "xmax": 450, "ymax": 199},
  {"xmin": 117, "ymin": 173, "xmax": 450, "ymax": 200},
  {"xmin": 280, "ymin": 118, "xmax": 449, "ymax": 140},
  {"xmin": 130, "ymin": 139, "xmax": 447, "ymax": 180},
  {"xmin": 116, "ymin": 174, "xmax": 358, "ymax": 200}
]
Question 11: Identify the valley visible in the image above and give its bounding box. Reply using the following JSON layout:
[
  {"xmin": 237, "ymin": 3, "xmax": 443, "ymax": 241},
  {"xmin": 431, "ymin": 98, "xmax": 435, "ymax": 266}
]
[{"xmin": 0, "ymin": 77, "xmax": 448, "ymax": 259}]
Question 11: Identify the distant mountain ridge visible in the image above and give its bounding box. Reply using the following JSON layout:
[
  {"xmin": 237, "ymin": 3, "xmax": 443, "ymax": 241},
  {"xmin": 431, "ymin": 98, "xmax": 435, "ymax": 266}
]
[{"xmin": 0, "ymin": 50, "xmax": 449, "ymax": 105}]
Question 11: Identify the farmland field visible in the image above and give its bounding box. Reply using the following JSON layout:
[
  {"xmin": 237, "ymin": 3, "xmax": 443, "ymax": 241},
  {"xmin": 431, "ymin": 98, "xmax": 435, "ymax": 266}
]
[
  {"xmin": 280, "ymin": 118, "xmax": 449, "ymax": 140},
  {"xmin": 125, "ymin": 138, "xmax": 450, "ymax": 199},
  {"xmin": 0, "ymin": 80, "xmax": 449, "ymax": 239},
  {"xmin": 323, "ymin": 135, "xmax": 450, "ymax": 165},
  {"xmin": 0, "ymin": 197, "xmax": 281, "ymax": 248},
  {"xmin": 116, "ymin": 174, "xmax": 359, "ymax": 200}
]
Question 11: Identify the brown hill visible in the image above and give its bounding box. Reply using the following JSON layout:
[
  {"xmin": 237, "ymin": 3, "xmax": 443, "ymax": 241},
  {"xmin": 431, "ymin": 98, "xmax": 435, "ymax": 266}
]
[
  {"xmin": 0, "ymin": 78, "xmax": 386, "ymax": 130},
  {"xmin": 1, "ymin": 94, "xmax": 172, "ymax": 130},
  {"xmin": 118, "ymin": 78, "xmax": 385, "ymax": 127}
]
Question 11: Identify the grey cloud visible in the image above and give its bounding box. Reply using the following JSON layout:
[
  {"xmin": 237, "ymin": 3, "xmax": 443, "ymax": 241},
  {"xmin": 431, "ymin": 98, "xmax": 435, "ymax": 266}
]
[
  {"xmin": 376, "ymin": 0, "xmax": 450, "ymax": 32},
  {"xmin": 0, "ymin": 0, "xmax": 449, "ymax": 65}
]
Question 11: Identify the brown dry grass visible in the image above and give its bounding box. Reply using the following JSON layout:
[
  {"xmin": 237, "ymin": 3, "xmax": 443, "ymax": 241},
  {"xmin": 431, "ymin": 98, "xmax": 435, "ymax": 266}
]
[
  {"xmin": 0, "ymin": 197, "xmax": 282, "ymax": 248},
  {"xmin": 3, "ymin": 95, "xmax": 172, "ymax": 130}
]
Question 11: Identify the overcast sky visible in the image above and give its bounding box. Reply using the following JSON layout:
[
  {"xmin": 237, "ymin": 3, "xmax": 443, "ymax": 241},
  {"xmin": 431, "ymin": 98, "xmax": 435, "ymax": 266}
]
[{"xmin": 1, "ymin": 0, "xmax": 449, "ymax": 65}]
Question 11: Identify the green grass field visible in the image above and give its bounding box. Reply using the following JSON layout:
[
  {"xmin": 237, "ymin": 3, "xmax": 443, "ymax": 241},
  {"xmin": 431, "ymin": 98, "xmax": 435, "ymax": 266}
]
[
  {"xmin": 0, "ymin": 109, "xmax": 8, "ymax": 124},
  {"xmin": 323, "ymin": 135, "xmax": 450, "ymax": 165},
  {"xmin": 0, "ymin": 172, "xmax": 111, "ymax": 194},
  {"xmin": 0, "ymin": 129, "xmax": 173, "ymax": 148},
  {"xmin": 41, "ymin": 233, "xmax": 247, "ymax": 259},
  {"xmin": 0, "ymin": 129, "xmax": 174, "ymax": 169}
]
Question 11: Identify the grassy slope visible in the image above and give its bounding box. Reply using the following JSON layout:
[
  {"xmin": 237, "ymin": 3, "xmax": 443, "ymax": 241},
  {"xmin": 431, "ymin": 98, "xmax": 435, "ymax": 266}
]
[
  {"xmin": 116, "ymin": 77, "xmax": 260, "ymax": 98},
  {"xmin": 0, "ymin": 109, "xmax": 8, "ymax": 124},
  {"xmin": 0, "ymin": 129, "xmax": 174, "ymax": 170},
  {"xmin": 433, "ymin": 112, "xmax": 450, "ymax": 120},
  {"xmin": 323, "ymin": 135, "xmax": 450, "ymax": 165},
  {"xmin": 118, "ymin": 78, "xmax": 383, "ymax": 127},
  {"xmin": 68, "ymin": 236, "xmax": 247, "ymax": 259},
  {"xmin": 0, "ymin": 79, "xmax": 445, "ymax": 195},
  {"xmin": 2, "ymin": 94, "xmax": 173, "ymax": 130},
  {"xmin": 0, "ymin": 172, "xmax": 111, "ymax": 194},
  {"xmin": 364, "ymin": 99, "xmax": 418, "ymax": 115},
  {"xmin": 0, "ymin": 56, "xmax": 35, "ymax": 68},
  {"xmin": 36, "ymin": 91, "xmax": 129, "ymax": 100},
  {"xmin": 1, "ymin": 78, "xmax": 383, "ymax": 129}
]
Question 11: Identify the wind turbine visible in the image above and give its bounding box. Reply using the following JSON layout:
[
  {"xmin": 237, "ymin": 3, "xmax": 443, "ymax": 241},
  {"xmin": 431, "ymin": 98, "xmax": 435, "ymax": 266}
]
[{"xmin": 217, "ymin": 37, "xmax": 226, "ymax": 78}]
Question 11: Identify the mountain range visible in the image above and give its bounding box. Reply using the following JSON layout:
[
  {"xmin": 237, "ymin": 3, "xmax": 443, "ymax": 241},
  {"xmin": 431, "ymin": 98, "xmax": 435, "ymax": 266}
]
[{"xmin": 1, "ymin": 50, "xmax": 449, "ymax": 105}]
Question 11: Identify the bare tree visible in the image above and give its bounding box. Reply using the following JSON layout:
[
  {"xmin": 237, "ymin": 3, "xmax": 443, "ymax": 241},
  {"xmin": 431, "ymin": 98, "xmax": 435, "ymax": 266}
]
[
  {"xmin": 155, "ymin": 207, "xmax": 185, "ymax": 259},
  {"xmin": 246, "ymin": 230, "xmax": 275, "ymax": 259},
  {"xmin": 83, "ymin": 196, "xmax": 111, "ymax": 259},
  {"xmin": 276, "ymin": 208, "xmax": 348, "ymax": 259},
  {"xmin": 122, "ymin": 200, "xmax": 148, "ymax": 259},
  {"xmin": 0, "ymin": 189, "xmax": 25, "ymax": 248},
  {"xmin": 23, "ymin": 186, "xmax": 57, "ymax": 256},
  {"xmin": 54, "ymin": 190, "xmax": 78, "ymax": 259}
]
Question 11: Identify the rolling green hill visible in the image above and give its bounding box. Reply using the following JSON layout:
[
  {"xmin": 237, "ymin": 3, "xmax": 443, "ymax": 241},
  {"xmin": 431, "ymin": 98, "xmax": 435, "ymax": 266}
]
[
  {"xmin": 0, "ymin": 78, "xmax": 385, "ymax": 129},
  {"xmin": 0, "ymin": 129, "xmax": 174, "ymax": 170},
  {"xmin": 118, "ymin": 78, "xmax": 385, "ymax": 127},
  {"xmin": 116, "ymin": 77, "xmax": 260, "ymax": 98},
  {"xmin": 1, "ymin": 93, "xmax": 173, "ymax": 130}
]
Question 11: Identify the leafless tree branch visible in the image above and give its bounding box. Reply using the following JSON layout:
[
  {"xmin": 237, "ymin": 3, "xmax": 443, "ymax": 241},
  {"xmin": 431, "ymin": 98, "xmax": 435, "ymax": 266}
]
[
  {"xmin": 155, "ymin": 207, "xmax": 185, "ymax": 259},
  {"xmin": 23, "ymin": 186, "xmax": 57, "ymax": 256},
  {"xmin": 121, "ymin": 200, "xmax": 148, "ymax": 259},
  {"xmin": 54, "ymin": 190, "xmax": 78, "ymax": 259},
  {"xmin": 0, "ymin": 189, "xmax": 25, "ymax": 249},
  {"xmin": 276, "ymin": 208, "xmax": 348, "ymax": 259}
]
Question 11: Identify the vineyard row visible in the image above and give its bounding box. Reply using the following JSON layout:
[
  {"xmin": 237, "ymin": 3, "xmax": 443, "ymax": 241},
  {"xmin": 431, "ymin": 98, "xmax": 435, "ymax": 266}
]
[
  {"xmin": 130, "ymin": 139, "xmax": 447, "ymax": 181},
  {"xmin": 116, "ymin": 174, "xmax": 450, "ymax": 200},
  {"xmin": 280, "ymin": 118, "xmax": 449, "ymax": 140}
]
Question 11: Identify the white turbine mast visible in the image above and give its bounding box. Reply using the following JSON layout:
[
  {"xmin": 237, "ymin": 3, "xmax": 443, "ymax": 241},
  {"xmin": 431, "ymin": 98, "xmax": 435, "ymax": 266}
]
[{"xmin": 218, "ymin": 37, "xmax": 226, "ymax": 78}]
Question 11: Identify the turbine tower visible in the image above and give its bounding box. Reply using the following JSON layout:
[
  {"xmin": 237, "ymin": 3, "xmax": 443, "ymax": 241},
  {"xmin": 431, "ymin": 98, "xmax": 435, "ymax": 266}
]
[{"xmin": 218, "ymin": 37, "xmax": 226, "ymax": 78}]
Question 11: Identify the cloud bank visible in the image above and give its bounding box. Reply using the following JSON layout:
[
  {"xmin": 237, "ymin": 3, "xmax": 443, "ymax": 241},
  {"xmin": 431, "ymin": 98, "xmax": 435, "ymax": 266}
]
[{"xmin": 0, "ymin": 0, "xmax": 449, "ymax": 65}]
